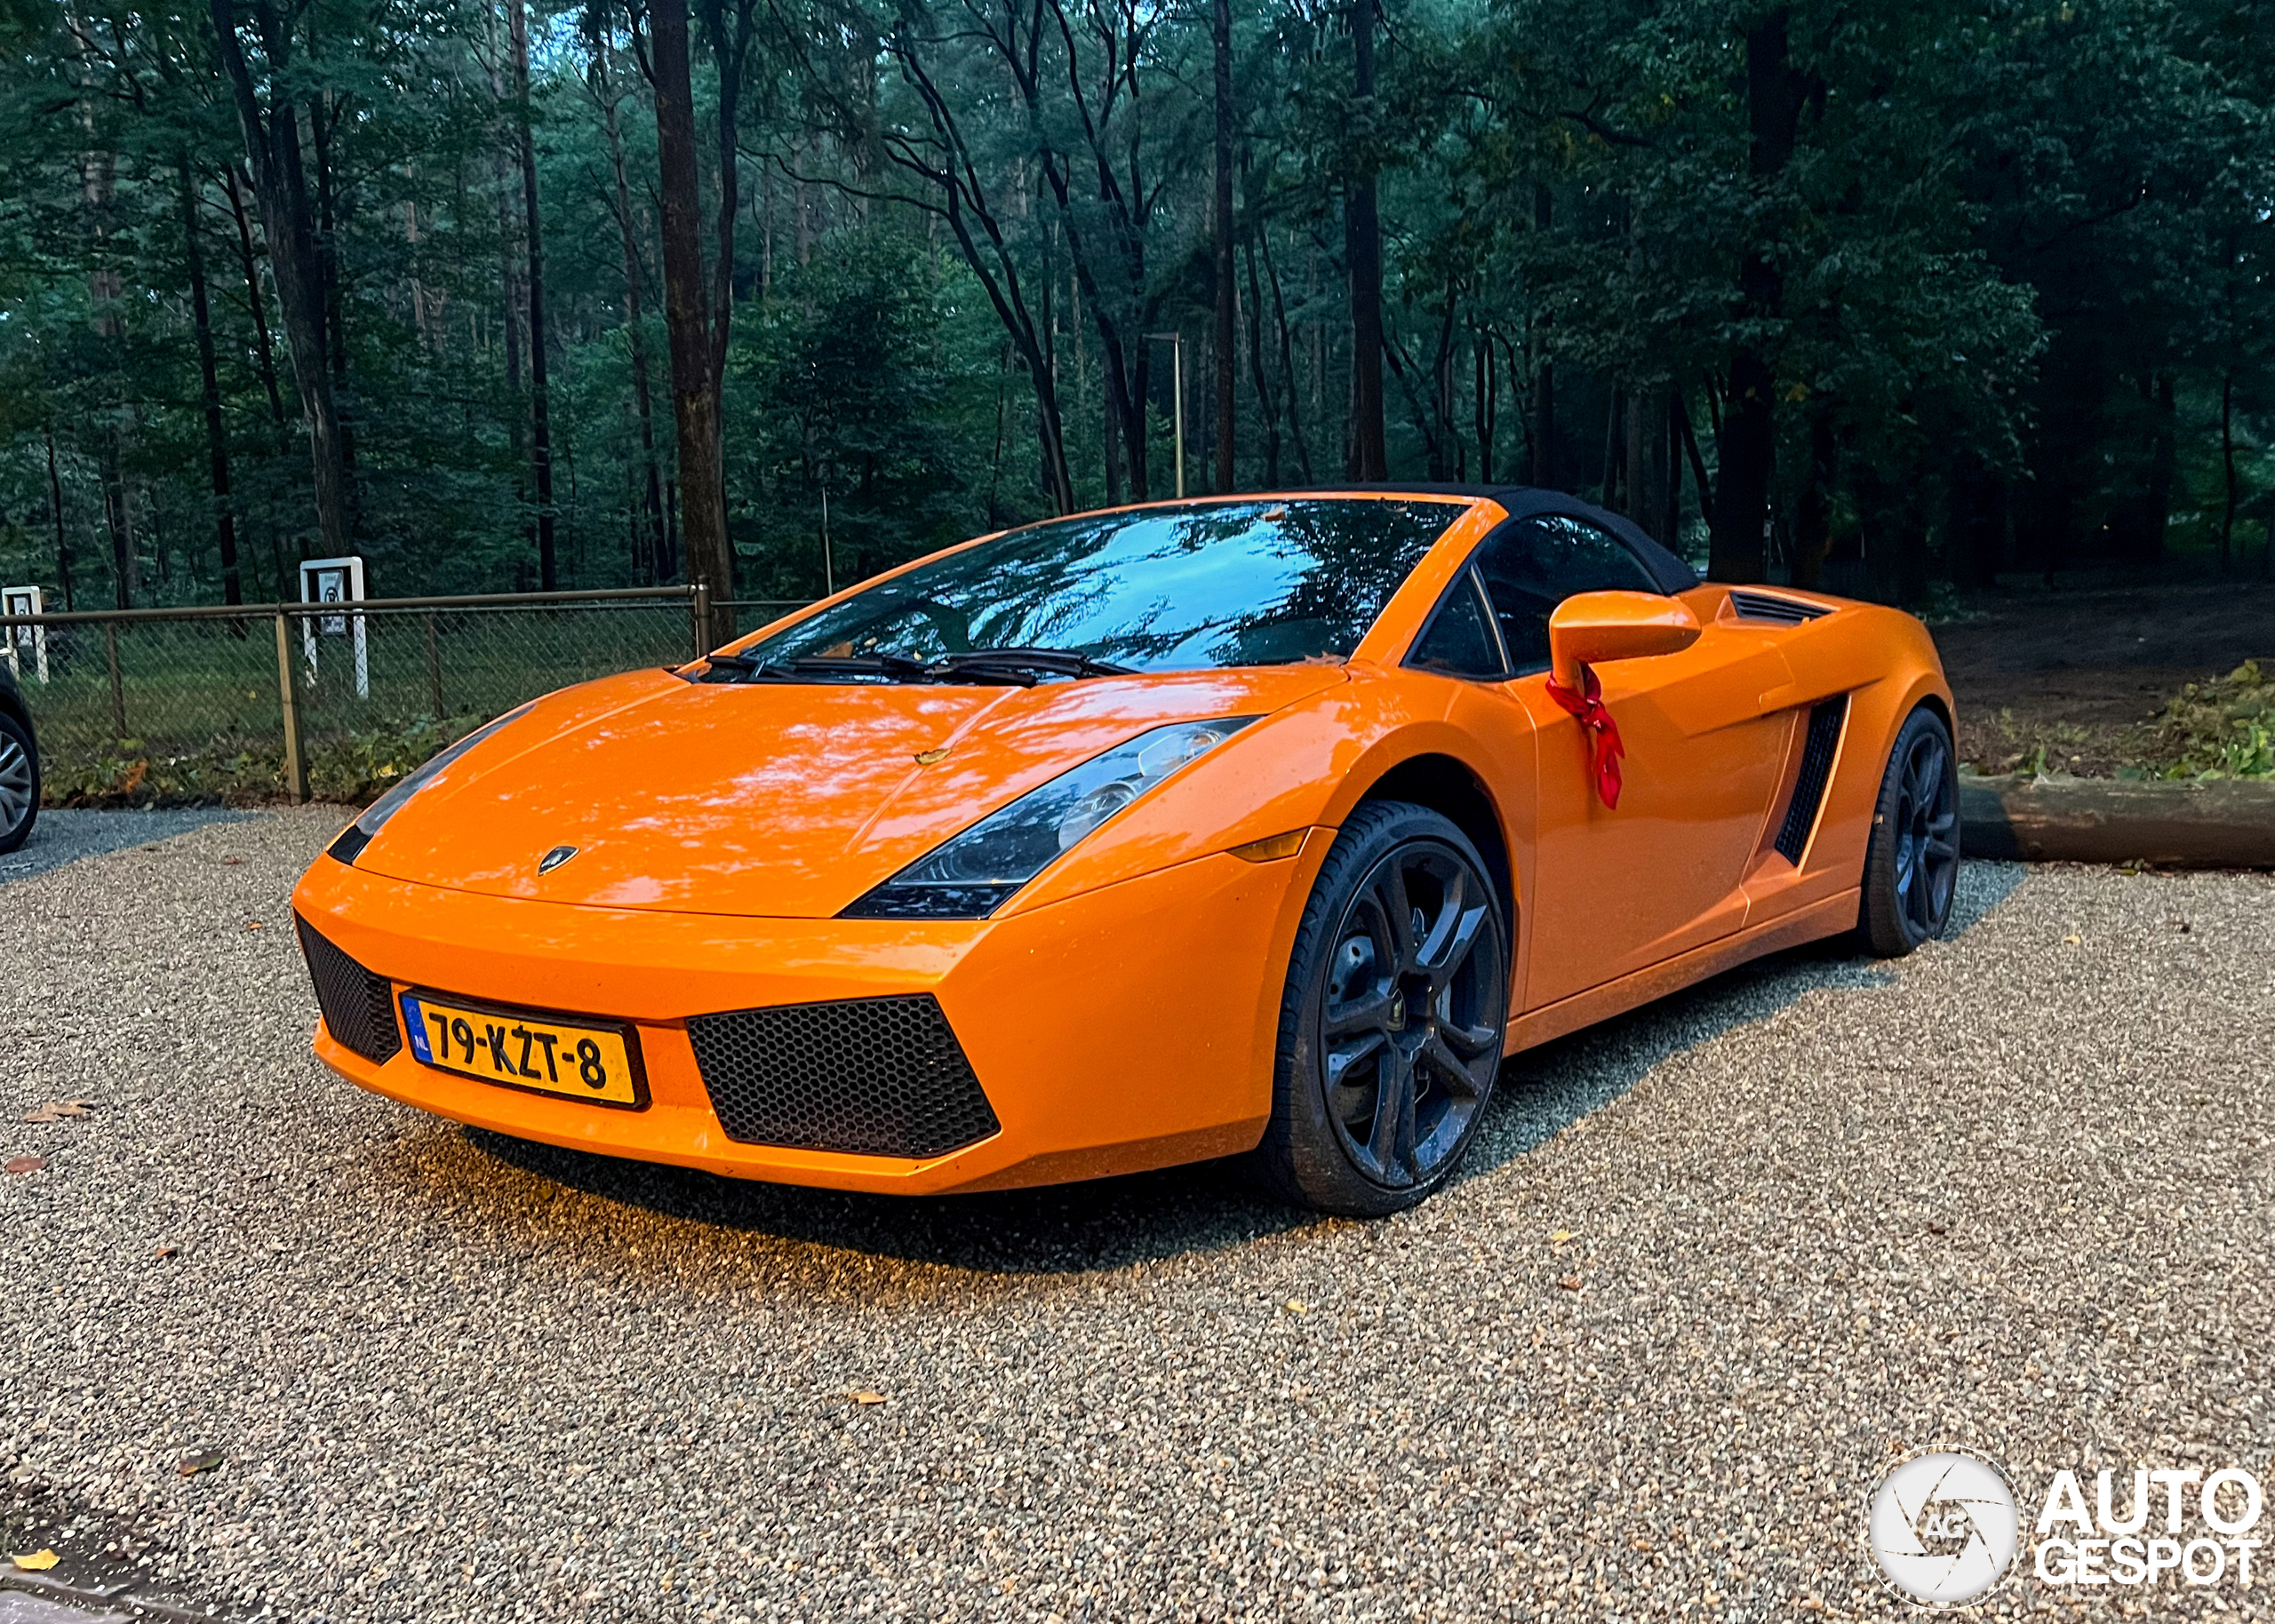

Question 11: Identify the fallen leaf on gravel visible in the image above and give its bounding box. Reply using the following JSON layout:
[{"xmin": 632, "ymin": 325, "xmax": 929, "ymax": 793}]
[
  {"xmin": 848, "ymin": 1391, "xmax": 886, "ymax": 1406},
  {"xmin": 221, "ymin": 857, "xmax": 244, "ymax": 865},
  {"xmin": 1283, "ymin": 1300, "xmax": 1309, "ymax": 1315},
  {"xmin": 154, "ymin": 1246, "xmax": 180, "ymax": 1260},
  {"xmin": 4, "ymin": 1156, "xmax": 45, "ymax": 1174},
  {"xmin": 2062, "ymin": 933, "xmax": 2083, "ymax": 944},
  {"xmin": 19, "ymin": 1099, "xmax": 93, "ymax": 1123},
  {"xmin": 1556, "ymin": 1275, "xmax": 1581, "ymax": 1292},
  {"xmin": 177, "ymin": 1450, "xmax": 225, "ymax": 1477},
  {"xmin": 1549, "ymin": 1228, "xmax": 1576, "ymax": 1245},
  {"xmin": 244, "ymin": 920, "xmax": 265, "ymax": 932},
  {"xmin": 11, "ymin": 1550, "xmax": 59, "ymax": 1571}
]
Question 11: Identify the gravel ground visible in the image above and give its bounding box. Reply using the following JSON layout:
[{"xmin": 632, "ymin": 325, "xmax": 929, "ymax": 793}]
[
  {"xmin": 0, "ymin": 807, "xmax": 246, "ymax": 886},
  {"xmin": 2, "ymin": 808, "xmax": 2270, "ymax": 1622}
]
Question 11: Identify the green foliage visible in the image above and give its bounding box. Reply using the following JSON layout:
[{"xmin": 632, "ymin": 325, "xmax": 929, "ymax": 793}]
[
  {"xmin": 727, "ymin": 230, "xmax": 1000, "ymax": 596},
  {"xmin": 0, "ymin": 0, "xmax": 2267, "ymax": 614},
  {"xmin": 2147, "ymin": 660, "xmax": 2275, "ymax": 779}
]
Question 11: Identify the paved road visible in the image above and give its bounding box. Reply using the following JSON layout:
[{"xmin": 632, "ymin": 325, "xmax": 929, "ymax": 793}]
[
  {"xmin": 2, "ymin": 809, "xmax": 2270, "ymax": 1621},
  {"xmin": 0, "ymin": 807, "xmax": 247, "ymax": 888}
]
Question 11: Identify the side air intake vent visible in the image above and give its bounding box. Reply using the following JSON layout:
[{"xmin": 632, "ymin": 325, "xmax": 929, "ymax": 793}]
[
  {"xmin": 1729, "ymin": 589, "xmax": 1832, "ymax": 625},
  {"xmin": 294, "ymin": 917, "xmax": 403, "ymax": 1064},
  {"xmin": 688, "ymin": 994, "xmax": 1001, "ymax": 1159},
  {"xmin": 1774, "ymin": 697, "xmax": 1849, "ymax": 864}
]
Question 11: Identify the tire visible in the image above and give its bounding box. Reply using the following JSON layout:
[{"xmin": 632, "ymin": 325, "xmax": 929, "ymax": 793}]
[
  {"xmin": 1249, "ymin": 800, "xmax": 1509, "ymax": 1216},
  {"xmin": 1859, "ymin": 705, "xmax": 1960, "ymax": 958},
  {"xmin": 0, "ymin": 710, "xmax": 36, "ymax": 856}
]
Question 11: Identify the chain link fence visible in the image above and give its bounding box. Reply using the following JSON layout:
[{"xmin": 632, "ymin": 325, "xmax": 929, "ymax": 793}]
[{"xmin": 0, "ymin": 587, "xmax": 809, "ymax": 807}]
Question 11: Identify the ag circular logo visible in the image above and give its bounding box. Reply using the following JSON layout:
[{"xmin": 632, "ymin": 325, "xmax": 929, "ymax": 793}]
[{"xmin": 1866, "ymin": 1449, "xmax": 2021, "ymax": 1607}]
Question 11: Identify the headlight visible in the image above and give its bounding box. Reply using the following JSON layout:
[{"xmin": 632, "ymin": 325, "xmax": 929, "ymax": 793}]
[
  {"xmin": 842, "ymin": 716, "xmax": 1260, "ymax": 919},
  {"xmin": 326, "ymin": 704, "xmax": 534, "ymax": 864}
]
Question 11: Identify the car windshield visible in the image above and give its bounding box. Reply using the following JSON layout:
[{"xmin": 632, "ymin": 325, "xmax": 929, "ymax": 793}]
[{"xmin": 733, "ymin": 498, "xmax": 1466, "ymax": 674}]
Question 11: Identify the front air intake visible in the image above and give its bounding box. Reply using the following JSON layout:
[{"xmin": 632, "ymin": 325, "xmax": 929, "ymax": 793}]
[
  {"xmin": 294, "ymin": 917, "xmax": 403, "ymax": 1064},
  {"xmin": 1728, "ymin": 589, "xmax": 1832, "ymax": 625},
  {"xmin": 1774, "ymin": 696, "xmax": 1849, "ymax": 864},
  {"xmin": 687, "ymin": 994, "xmax": 1001, "ymax": 1159}
]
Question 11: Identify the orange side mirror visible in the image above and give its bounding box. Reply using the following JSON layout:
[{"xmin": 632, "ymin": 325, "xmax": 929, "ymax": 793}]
[{"xmin": 1547, "ymin": 592, "xmax": 1702, "ymax": 689}]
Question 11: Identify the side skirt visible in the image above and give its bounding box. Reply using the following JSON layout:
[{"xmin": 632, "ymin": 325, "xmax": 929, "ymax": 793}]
[{"xmin": 1505, "ymin": 888, "xmax": 1861, "ymax": 1055}]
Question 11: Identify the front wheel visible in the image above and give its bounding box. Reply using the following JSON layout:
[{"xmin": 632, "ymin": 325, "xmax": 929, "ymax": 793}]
[
  {"xmin": 1249, "ymin": 800, "xmax": 1509, "ymax": 1216},
  {"xmin": 0, "ymin": 711, "xmax": 36, "ymax": 856},
  {"xmin": 1859, "ymin": 705, "xmax": 1960, "ymax": 957}
]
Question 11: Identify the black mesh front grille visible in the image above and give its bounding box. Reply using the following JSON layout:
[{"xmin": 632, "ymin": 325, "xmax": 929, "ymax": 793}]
[
  {"xmin": 687, "ymin": 995, "xmax": 1000, "ymax": 1158},
  {"xmin": 1728, "ymin": 589, "xmax": 1832, "ymax": 625},
  {"xmin": 1774, "ymin": 696, "xmax": 1849, "ymax": 864},
  {"xmin": 295, "ymin": 917, "xmax": 403, "ymax": 1064}
]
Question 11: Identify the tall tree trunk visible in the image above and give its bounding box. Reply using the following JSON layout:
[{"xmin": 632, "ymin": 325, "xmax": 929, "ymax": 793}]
[
  {"xmin": 310, "ymin": 93, "xmax": 357, "ymax": 531},
  {"xmin": 1530, "ymin": 185, "xmax": 1554, "ymax": 490},
  {"xmin": 1343, "ymin": 0, "xmax": 1385, "ymax": 481},
  {"xmin": 222, "ymin": 164, "xmax": 289, "ymax": 430},
  {"xmin": 2220, "ymin": 369, "xmax": 2237, "ymax": 573},
  {"xmin": 651, "ymin": 0, "xmax": 732, "ymax": 633},
  {"xmin": 596, "ymin": 44, "xmax": 669, "ymax": 582},
  {"xmin": 1243, "ymin": 234, "xmax": 1281, "ymax": 486},
  {"xmin": 1473, "ymin": 324, "xmax": 1495, "ymax": 484},
  {"xmin": 1212, "ymin": 0, "xmax": 1236, "ymax": 493},
  {"xmin": 179, "ymin": 155, "xmax": 243, "ymax": 605},
  {"xmin": 207, "ymin": 0, "xmax": 354, "ymax": 557},
  {"xmin": 102, "ymin": 435, "xmax": 132, "ymax": 609},
  {"xmin": 1260, "ymin": 227, "xmax": 1312, "ymax": 482},
  {"xmin": 2139, "ymin": 370, "xmax": 2175, "ymax": 569},
  {"xmin": 1709, "ymin": 8, "xmax": 1803, "ymax": 584},
  {"xmin": 1788, "ymin": 408, "xmax": 1835, "ymax": 587},
  {"xmin": 510, "ymin": 0, "xmax": 557, "ymax": 590},
  {"xmin": 44, "ymin": 429, "xmax": 74, "ymax": 610}
]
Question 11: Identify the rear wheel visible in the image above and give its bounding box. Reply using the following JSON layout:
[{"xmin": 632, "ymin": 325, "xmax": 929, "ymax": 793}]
[
  {"xmin": 1859, "ymin": 705, "xmax": 1959, "ymax": 957},
  {"xmin": 1250, "ymin": 800, "xmax": 1508, "ymax": 1216},
  {"xmin": 0, "ymin": 711, "xmax": 36, "ymax": 856}
]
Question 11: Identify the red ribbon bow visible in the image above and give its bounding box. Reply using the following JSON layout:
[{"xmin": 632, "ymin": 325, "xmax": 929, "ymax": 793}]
[{"xmin": 1545, "ymin": 663, "xmax": 1624, "ymax": 809}]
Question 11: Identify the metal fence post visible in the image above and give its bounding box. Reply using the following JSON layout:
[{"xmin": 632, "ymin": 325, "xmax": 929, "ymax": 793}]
[
  {"xmin": 104, "ymin": 620, "xmax": 125, "ymax": 738},
  {"xmin": 690, "ymin": 580, "xmax": 710, "ymax": 660},
  {"xmin": 425, "ymin": 609, "xmax": 444, "ymax": 720},
  {"xmin": 274, "ymin": 609, "xmax": 307, "ymax": 802}
]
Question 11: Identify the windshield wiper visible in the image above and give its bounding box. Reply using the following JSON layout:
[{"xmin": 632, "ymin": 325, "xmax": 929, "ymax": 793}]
[
  {"xmin": 699, "ymin": 647, "xmax": 1131, "ymax": 686},
  {"xmin": 705, "ymin": 651, "xmax": 934, "ymax": 683},
  {"xmin": 930, "ymin": 648, "xmax": 1134, "ymax": 682}
]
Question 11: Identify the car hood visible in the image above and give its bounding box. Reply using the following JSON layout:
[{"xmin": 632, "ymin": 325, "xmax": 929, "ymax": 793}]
[{"xmin": 353, "ymin": 665, "xmax": 1344, "ymax": 918}]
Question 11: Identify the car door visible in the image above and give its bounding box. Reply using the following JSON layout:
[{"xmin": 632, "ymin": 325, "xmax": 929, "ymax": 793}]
[{"xmin": 1475, "ymin": 513, "xmax": 1793, "ymax": 1012}]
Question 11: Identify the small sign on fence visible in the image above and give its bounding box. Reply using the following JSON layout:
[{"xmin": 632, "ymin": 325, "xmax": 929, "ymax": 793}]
[
  {"xmin": 299, "ymin": 556, "xmax": 369, "ymax": 699},
  {"xmin": 2, "ymin": 585, "xmax": 46, "ymax": 682}
]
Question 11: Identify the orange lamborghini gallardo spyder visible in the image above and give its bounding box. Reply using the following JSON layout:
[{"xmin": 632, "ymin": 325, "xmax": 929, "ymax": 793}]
[{"xmin": 292, "ymin": 489, "xmax": 1957, "ymax": 1214}]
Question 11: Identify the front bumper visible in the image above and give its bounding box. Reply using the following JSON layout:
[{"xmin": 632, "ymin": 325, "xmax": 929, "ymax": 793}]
[{"xmin": 290, "ymin": 833, "xmax": 1329, "ymax": 1194}]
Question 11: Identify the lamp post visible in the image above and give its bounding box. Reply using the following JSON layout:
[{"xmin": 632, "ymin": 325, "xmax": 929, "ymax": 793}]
[{"xmin": 1146, "ymin": 331, "xmax": 1186, "ymax": 498}]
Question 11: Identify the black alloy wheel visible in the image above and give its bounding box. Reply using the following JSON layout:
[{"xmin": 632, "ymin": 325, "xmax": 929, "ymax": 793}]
[
  {"xmin": 1252, "ymin": 800, "xmax": 1508, "ymax": 1215},
  {"xmin": 0, "ymin": 710, "xmax": 36, "ymax": 856},
  {"xmin": 1860, "ymin": 706, "xmax": 1960, "ymax": 957}
]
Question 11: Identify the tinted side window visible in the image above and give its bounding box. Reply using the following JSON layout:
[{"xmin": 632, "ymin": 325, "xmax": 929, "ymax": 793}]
[
  {"xmin": 1473, "ymin": 515, "xmax": 1660, "ymax": 674},
  {"xmin": 1405, "ymin": 570, "xmax": 1505, "ymax": 679}
]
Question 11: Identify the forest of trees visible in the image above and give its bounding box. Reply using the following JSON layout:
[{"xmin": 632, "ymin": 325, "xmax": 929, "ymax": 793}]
[{"xmin": 0, "ymin": 0, "xmax": 2269, "ymax": 635}]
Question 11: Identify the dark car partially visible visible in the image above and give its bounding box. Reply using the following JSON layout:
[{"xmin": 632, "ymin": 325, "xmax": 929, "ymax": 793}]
[{"xmin": 0, "ymin": 654, "xmax": 38, "ymax": 854}]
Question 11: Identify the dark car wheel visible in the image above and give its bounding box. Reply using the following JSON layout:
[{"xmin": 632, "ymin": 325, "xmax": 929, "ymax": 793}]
[
  {"xmin": 0, "ymin": 710, "xmax": 36, "ymax": 856},
  {"xmin": 1250, "ymin": 800, "xmax": 1509, "ymax": 1216},
  {"xmin": 1859, "ymin": 705, "xmax": 1960, "ymax": 958}
]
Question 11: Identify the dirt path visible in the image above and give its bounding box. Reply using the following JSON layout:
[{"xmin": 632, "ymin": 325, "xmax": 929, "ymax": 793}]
[{"xmin": 1929, "ymin": 579, "xmax": 2275, "ymax": 775}]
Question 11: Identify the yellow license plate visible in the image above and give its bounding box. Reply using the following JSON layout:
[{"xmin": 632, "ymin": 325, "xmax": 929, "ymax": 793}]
[{"xmin": 399, "ymin": 991, "xmax": 647, "ymax": 1109}]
